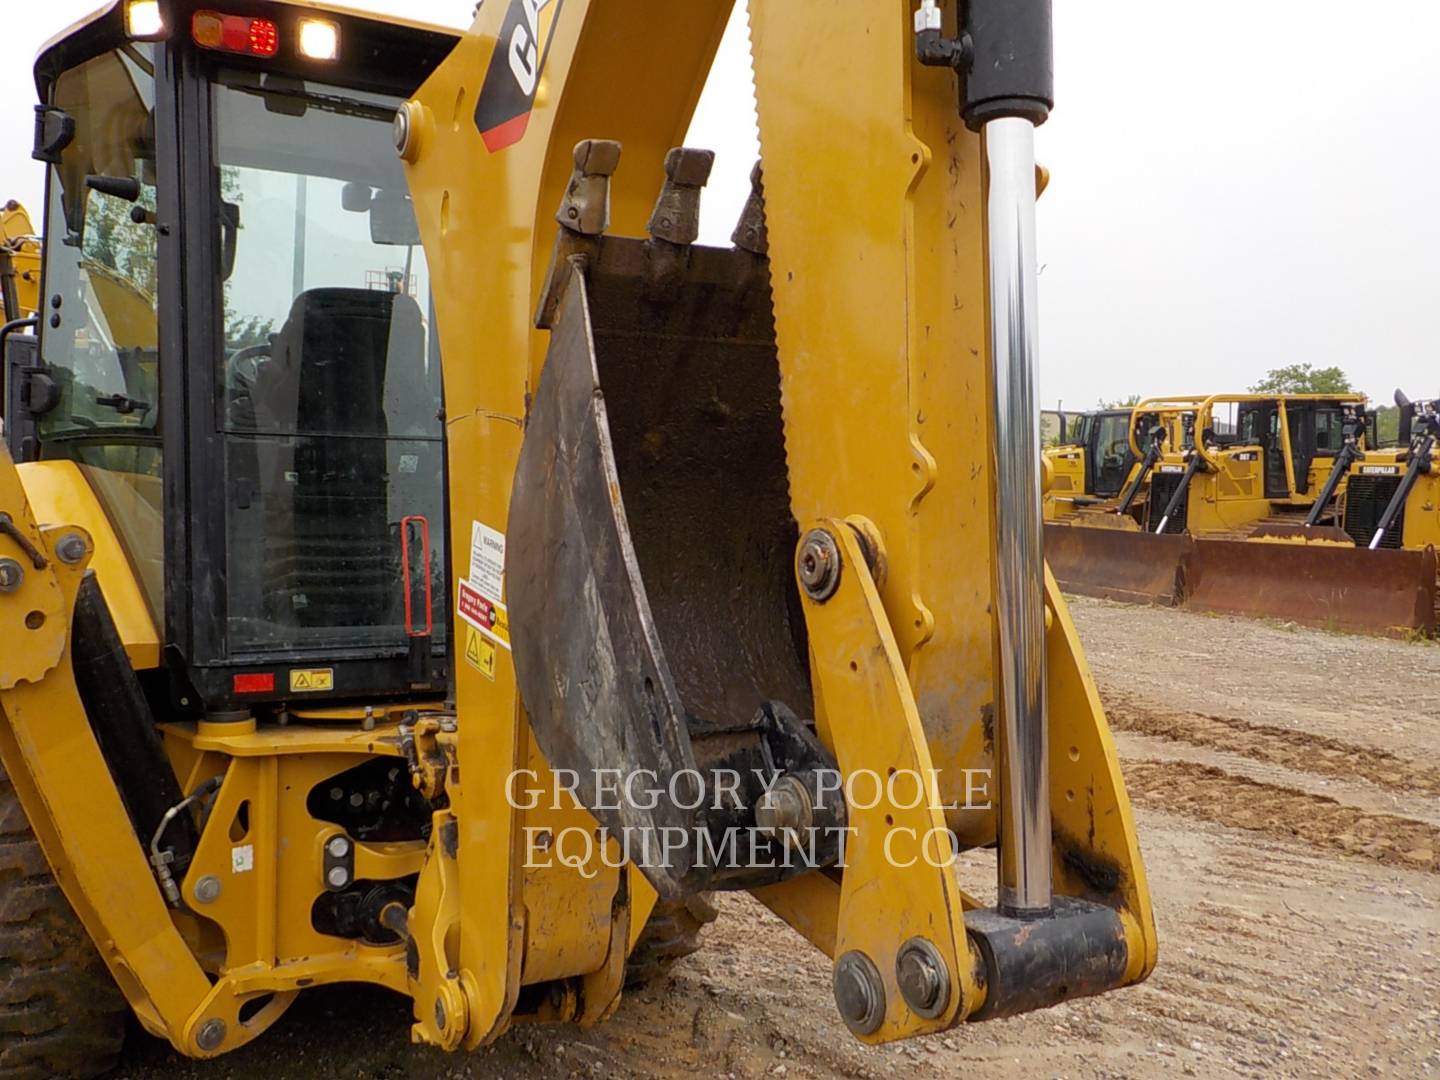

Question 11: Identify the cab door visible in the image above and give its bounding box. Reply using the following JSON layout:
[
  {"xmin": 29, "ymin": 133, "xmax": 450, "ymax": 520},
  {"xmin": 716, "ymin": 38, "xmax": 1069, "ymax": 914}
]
[{"xmin": 1090, "ymin": 412, "xmax": 1133, "ymax": 498}]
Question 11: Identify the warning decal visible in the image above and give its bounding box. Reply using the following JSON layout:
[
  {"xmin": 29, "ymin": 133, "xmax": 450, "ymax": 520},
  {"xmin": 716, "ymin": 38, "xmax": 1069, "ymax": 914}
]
[
  {"xmin": 464, "ymin": 626, "xmax": 497, "ymax": 680},
  {"xmin": 289, "ymin": 668, "xmax": 334, "ymax": 692},
  {"xmin": 469, "ymin": 521, "xmax": 507, "ymax": 603},
  {"xmin": 458, "ymin": 579, "xmax": 511, "ymax": 650}
]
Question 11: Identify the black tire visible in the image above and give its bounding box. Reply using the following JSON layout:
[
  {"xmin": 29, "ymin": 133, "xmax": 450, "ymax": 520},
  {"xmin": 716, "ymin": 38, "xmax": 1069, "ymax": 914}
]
[
  {"xmin": 624, "ymin": 893, "xmax": 719, "ymax": 989},
  {"xmin": 0, "ymin": 760, "xmax": 126, "ymax": 1079}
]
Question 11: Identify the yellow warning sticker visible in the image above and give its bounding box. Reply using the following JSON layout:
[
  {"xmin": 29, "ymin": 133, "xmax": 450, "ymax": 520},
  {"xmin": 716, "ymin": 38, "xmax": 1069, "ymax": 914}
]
[
  {"xmin": 464, "ymin": 626, "xmax": 497, "ymax": 681},
  {"xmin": 289, "ymin": 668, "xmax": 334, "ymax": 693}
]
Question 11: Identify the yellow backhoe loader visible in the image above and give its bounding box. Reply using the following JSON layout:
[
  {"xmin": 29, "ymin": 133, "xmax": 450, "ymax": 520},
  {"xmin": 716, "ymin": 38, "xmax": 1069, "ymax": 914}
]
[
  {"xmin": 1046, "ymin": 392, "xmax": 1437, "ymax": 634},
  {"xmin": 0, "ymin": 0, "xmax": 1156, "ymax": 1074}
]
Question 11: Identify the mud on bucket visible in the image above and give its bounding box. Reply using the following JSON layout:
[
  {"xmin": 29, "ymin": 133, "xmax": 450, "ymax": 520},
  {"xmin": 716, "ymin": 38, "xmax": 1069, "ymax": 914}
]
[{"xmin": 506, "ymin": 156, "xmax": 843, "ymax": 899}]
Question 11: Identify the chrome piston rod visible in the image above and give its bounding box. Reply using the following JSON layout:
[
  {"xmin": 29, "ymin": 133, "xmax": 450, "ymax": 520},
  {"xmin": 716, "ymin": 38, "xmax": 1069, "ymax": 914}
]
[{"xmin": 985, "ymin": 116, "xmax": 1053, "ymax": 915}]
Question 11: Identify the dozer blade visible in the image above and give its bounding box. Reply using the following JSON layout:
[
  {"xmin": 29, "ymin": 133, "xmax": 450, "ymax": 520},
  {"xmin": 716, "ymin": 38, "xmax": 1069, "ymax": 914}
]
[
  {"xmin": 1043, "ymin": 523, "xmax": 1190, "ymax": 605},
  {"xmin": 508, "ymin": 230, "xmax": 838, "ymax": 900},
  {"xmin": 1187, "ymin": 540, "xmax": 1438, "ymax": 636}
]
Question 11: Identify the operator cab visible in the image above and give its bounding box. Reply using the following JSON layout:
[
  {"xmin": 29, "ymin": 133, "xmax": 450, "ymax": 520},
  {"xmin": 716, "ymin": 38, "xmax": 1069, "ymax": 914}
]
[
  {"xmin": 9, "ymin": 2, "xmax": 461, "ymax": 712},
  {"xmin": 1223, "ymin": 398, "xmax": 1365, "ymax": 500}
]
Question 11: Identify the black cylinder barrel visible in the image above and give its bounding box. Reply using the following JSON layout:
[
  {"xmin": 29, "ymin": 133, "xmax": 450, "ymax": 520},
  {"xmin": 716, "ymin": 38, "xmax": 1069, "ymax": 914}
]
[{"xmin": 962, "ymin": 0, "xmax": 1055, "ymax": 130}]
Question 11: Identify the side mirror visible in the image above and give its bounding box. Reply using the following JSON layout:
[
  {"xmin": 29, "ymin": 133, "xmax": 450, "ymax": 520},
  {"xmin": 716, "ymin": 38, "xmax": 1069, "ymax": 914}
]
[
  {"xmin": 341, "ymin": 182, "xmax": 374, "ymax": 213},
  {"xmin": 260, "ymin": 73, "xmax": 309, "ymax": 118},
  {"xmin": 370, "ymin": 190, "xmax": 420, "ymax": 247},
  {"xmin": 32, "ymin": 105, "xmax": 75, "ymax": 164}
]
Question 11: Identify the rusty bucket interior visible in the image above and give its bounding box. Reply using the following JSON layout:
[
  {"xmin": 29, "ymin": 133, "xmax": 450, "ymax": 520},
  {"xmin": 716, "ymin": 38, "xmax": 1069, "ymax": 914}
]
[{"xmin": 506, "ymin": 228, "xmax": 834, "ymax": 896}]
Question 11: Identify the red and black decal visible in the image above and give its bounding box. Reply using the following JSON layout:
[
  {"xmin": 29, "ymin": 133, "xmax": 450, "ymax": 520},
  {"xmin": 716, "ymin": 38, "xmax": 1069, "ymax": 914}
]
[{"xmin": 474, "ymin": 0, "xmax": 565, "ymax": 153}]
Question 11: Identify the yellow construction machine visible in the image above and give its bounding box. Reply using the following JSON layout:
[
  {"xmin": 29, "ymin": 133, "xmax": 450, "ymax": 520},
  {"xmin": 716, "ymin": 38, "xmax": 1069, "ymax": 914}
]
[
  {"xmin": 0, "ymin": 201, "xmax": 42, "ymax": 322},
  {"xmin": 1297, "ymin": 390, "xmax": 1439, "ymax": 552},
  {"xmin": 1043, "ymin": 407, "xmax": 1140, "ymax": 520},
  {"xmin": 1043, "ymin": 399, "xmax": 1202, "ymax": 525},
  {"xmin": 1128, "ymin": 394, "xmax": 1371, "ymax": 537},
  {"xmin": 1046, "ymin": 392, "xmax": 1437, "ymax": 634},
  {"xmin": 0, "ymin": 0, "xmax": 1156, "ymax": 1073}
]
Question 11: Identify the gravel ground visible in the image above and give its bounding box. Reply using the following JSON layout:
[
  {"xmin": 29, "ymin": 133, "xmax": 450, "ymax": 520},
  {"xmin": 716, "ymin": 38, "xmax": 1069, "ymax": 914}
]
[{"xmin": 115, "ymin": 597, "xmax": 1440, "ymax": 1079}]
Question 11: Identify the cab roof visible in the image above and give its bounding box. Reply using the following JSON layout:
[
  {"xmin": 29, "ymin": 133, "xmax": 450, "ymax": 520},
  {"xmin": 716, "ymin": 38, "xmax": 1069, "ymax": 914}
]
[{"xmin": 35, "ymin": 0, "xmax": 461, "ymax": 99}]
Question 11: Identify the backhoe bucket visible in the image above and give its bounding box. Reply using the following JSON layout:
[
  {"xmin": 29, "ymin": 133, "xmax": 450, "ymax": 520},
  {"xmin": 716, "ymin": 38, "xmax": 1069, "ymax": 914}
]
[
  {"xmin": 1043, "ymin": 523, "xmax": 1190, "ymax": 604},
  {"xmin": 1187, "ymin": 540, "xmax": 1438, "ymax": 636},
  {"xmin": 508, "ymin": 229, "xmax": 838, "ymax": 899}
]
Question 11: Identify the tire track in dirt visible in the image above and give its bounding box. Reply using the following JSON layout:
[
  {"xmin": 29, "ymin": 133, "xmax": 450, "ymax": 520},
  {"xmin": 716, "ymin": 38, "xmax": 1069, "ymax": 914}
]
[
  {"xmin": 1102, "ymin": 689, "xmax": 1440, "ymax": 797},
  {"xmin": 1122, "ymin": 760, "xmax": 1440, "ymax": 872}
]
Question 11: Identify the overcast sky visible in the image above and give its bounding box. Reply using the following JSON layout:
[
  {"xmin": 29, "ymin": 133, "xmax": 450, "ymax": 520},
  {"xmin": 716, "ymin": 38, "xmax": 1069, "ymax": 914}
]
[{"xmin": 5, "ymin": 1, "xmax": 1438, "ymax": 410}]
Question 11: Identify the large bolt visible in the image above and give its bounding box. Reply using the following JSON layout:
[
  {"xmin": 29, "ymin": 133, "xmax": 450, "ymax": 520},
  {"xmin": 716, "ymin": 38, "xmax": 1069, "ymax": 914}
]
[
  {"xmin": 55, "ymin": 533, "xmax": 88, "ymax": 565},
  {"xmin": 195, "ymin": 1017, "xmax": 227, "ymax": 1052},
  {"xmin": 327, "ymin": 865, "xmax": 350, "ymax": 889},
  {"xmin": 392, "ymin": 107, "xmax": 410, "ymax": 153},
  {"xmin": 833, "ymin": 951, "xmax": 886, "ymax": 1036},
  {"xmin": 754, "ymin": 774, "xmax": 814, "ymax": 848},
  {"xmin": 0, "ymin": 558, "xmax": 22, "ymax": 593},
  {"xmin": 193, "ymin": 875, "xmax": 222, "ymax": 904},
  {"xmin": 797, "ymin": 529, "xmax": 842, "ymax": 602},
  {"xmin": 327, "ymin": 835, "xmax": 351, "ymax": 859},
  {"xmin": 895, "ymin": 938, "xmax": 950, "ymax": 1019}
]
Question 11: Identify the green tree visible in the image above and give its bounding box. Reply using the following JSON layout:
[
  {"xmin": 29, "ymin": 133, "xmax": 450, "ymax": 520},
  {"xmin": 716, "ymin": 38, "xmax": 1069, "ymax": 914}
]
[
  {"xmin": 1097, "ymin": 393, "xmax": 1142, "ymax": 410},
  {"xmin": 1249, "ymin": 364, "xmax": 1354, "ymax": 395}
]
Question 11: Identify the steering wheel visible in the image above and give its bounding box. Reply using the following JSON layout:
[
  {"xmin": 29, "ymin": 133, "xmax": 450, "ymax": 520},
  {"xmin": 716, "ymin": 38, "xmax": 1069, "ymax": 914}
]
[{"xmin": 224, "ymin": 342, "xmax": 274, "ymax": 430}]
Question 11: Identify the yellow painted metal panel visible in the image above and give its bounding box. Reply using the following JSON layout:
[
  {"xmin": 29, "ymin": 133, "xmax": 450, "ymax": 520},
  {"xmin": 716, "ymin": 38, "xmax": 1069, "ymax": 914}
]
[{"xmin": 17, "ymin": 460, "xmax": 161, "ymax": 669}]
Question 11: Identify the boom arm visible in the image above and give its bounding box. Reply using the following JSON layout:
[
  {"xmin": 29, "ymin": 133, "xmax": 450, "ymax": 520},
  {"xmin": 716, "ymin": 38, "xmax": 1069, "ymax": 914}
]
[{"xmin": 397, "ymin": 0, "xmax": 1154, "ymax": 1047}]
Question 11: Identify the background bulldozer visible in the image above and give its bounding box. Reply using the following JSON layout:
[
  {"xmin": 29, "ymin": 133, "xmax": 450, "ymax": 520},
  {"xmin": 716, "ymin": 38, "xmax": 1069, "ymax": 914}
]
[
  {"xmin": 0, "ymin": 0, "xmax": 1156, "ymax": 1074},
  {"xmin": 1046, "ymin": 392, "xmax": 1437, "ymax": 634},
  {"xmin": 1321, "ymin": 391, "xmax": 1439, "ymax": 553},
  {"xmin": 1043, "ymin": 398, "xmax": 1204, "ymax": 527},
  {"xmin": 1044, "ymin": 407, "xmax": 1142, "ymax": 520}
]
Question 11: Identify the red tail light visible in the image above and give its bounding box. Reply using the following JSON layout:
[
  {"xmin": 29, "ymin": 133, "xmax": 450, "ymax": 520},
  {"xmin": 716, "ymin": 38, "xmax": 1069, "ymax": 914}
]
[
  {"xmin": 192, "ymin": 11, "xmax": 280, "ymax": 57},
  {"xmin": 233, "ymin": 672, "xmax": 275, "ymax": 694}
]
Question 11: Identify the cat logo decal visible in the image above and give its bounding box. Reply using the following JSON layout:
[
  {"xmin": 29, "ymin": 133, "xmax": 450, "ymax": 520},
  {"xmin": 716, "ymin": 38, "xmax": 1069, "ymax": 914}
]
[{"xmin": 474, "ymin": 0, "xmax": 565, "ymax": 153}]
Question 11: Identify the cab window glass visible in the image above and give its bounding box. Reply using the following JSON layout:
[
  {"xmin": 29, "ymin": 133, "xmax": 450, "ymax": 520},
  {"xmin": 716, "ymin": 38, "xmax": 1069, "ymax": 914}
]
[
  {"xmin": 37, "ymin": 45, "xmax": 163, "ymax": 625},
  {"xmin": 212, "ymin": 71, "xmax": 445, "ymax": 656}
]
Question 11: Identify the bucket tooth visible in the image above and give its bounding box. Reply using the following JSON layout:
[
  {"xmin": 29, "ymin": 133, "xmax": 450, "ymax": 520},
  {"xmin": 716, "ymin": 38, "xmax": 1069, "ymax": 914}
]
[
  {"xmin": 538, "ymin": 139, "xmax": 622, "ymax": 328},
  {"xmin": 646, "ymin": 146, "xmax": 714, "ymax": 246},
  {"xmin": 557, "ymin": 138, "xmax": 622, "ymax": 236},
  {"xmin": 731, "ymin": 162, "xmax": 769, "ymax": 256},
  {"xmin": 644, "ymin": 147, "xmax": 714, "ymax": 297}
]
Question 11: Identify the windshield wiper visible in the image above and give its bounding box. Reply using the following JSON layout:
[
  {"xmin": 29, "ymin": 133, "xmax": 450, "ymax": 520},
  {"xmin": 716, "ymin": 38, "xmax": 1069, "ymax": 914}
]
[{"xmin": 95, "ymin": 393, "xmax": 151, "ymax": 416}]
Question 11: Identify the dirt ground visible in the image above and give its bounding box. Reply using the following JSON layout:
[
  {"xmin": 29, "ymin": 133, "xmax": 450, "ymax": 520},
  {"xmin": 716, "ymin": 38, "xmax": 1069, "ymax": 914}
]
[{"xmin": 117, "ymin": 597, "xmax": 1440, "ymax": 1079}]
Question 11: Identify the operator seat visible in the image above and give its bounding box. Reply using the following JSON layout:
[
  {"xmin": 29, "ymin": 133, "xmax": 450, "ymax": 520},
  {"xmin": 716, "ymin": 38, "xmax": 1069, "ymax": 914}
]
[{"xmin": 254, "ymin": 287, "xmax": 428, "ymax": 635}]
